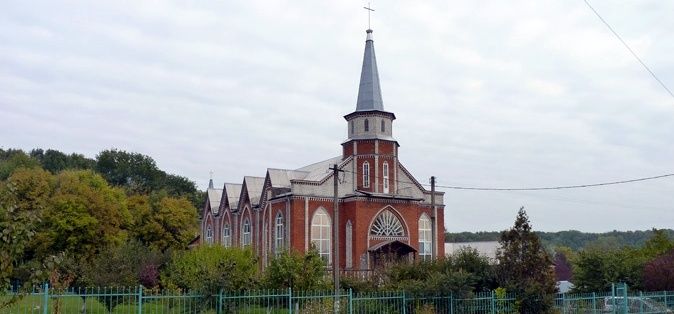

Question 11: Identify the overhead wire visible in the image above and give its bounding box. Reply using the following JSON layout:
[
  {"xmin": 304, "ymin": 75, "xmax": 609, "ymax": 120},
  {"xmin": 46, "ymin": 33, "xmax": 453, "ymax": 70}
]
[
  {"xmin": 583, "ymin": 0, "xmax": 674, "ymax": 99},
  {"xmin": 339, "ymin": 168, "xmax": 674, "ymax": 191}
]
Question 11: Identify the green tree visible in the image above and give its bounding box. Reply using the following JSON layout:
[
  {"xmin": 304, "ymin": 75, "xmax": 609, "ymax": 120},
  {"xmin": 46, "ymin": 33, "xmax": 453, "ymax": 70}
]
[
  {"xmin": 0, "ymin": 168, "xmax": 52, "ymax": 291},
  {"xmin": 128, "ymin": 193, "xmax": 198, "ymax": 251},
  {"xmin": 263, "ymin": 247, "xmax": 327, "ymax": 290},
  {"xmin": 30, "ymin": 170, "xmax": 131, "ymax": 263},
  {"xmin": 496, "ymin": 207, "xmax": 556, "ymax": 313}
]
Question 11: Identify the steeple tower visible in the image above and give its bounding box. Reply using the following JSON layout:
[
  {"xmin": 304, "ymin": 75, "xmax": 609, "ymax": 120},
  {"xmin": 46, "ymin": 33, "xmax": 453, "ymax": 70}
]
[
  {"xmin": 343, "ymin": 29, "xmax": 399, "ymax": 195},
  {"xmin": 344, "ymin": 29, "xmax": 396, "ymax": 143}
]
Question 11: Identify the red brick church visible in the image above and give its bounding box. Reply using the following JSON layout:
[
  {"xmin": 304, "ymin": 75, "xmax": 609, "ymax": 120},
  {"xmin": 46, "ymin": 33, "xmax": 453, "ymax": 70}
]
[{"xmin": 200, "ymin": 29, "xmax": 445, "ymax": 271}]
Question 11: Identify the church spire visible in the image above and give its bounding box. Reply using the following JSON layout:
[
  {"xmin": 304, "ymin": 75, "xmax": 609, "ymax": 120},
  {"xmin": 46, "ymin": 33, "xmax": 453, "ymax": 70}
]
[
  {"xmin": 355, "ymin": 29, "xmax": 384, "ymax": 112},
  {"xmin": 208, "ymin": 171, "xmax": 214, "ymax": 189}
]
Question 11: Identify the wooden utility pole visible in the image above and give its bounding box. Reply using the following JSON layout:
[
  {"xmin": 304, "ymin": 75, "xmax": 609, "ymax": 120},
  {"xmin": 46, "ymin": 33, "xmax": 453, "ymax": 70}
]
[
  {"xmin": 329, "ymin": 163, "xmax": 344, "ymax": 311},
  {"xmin": 430, "ymin": 176, "xmax": 436, "ymax": 259}
]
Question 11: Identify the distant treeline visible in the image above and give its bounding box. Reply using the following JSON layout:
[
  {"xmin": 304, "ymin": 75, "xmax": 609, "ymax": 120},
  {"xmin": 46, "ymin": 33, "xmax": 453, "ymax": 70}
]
[
  {"xmin": 0, "ymin": 148, "xmax": 204, "ymax": 209},
  {"xmin": 445, "ymin": 229, "xmax": 674, "ymax": 250}
]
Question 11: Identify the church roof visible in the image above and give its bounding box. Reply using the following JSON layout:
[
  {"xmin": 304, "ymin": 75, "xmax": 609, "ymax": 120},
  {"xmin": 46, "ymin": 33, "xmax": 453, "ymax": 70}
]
[
  {"xmin": 267, "ymin": 168, "xmax": 309, "ymax": 188},
  {"xmin": 222, "ymin": 183, "xmax": 242, "ymax": 210},
  {"xmin": 207, "ymin": 188, "xmax": 222, "ymax": 211},
  {"xmin": 355, "ymin": 29, "xmax": 384, "ymax": 112},
  {"xmin": 243, "ymin": 176, "xmax": 265, "ymax": 206},
  {"xmin": 294, "ymin": 156, "xmax": 343, "ymax": 182}
]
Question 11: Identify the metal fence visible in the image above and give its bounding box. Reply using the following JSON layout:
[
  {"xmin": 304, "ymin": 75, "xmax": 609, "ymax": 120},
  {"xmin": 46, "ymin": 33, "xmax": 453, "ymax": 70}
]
[{"xmin": 2, "ymin": 284, "xmax": 673, "ymax": 313}]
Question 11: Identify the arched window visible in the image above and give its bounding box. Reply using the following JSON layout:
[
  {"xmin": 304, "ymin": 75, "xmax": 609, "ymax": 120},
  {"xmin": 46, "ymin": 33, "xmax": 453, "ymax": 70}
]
[
  {"xmin": 383, "ymin": 162, "xmax": 389, "ymax": 193},
  {"xmin": 206, "ymin": 225, "xmax": 213, "ymax": 244},
  {"xmin": 370, "ymin": 209, "xmax": 404, "ymax": 237},
  {"xmin": 241, "ymin": 217, "xmax": 251, "ymax": 246},
  {"xmin": 362, "ymin": 162, "xmax": 370, "ymax": 188},
  {"xmin": 350, "ymin": 120, "xmax": 354, "ymax": 134},
  {"xmin": 418, "ymin": 214, "xmax": 432, "ymax": 261},
  {"xmin": 275, "ymin": 212, "xmax": 284, "ymax": 256},
  {"xmin": 381, "ymin": 119, "xmax": 385, "ymax": 132},
  {"xmin": 364, "ymin": 119, "xmax": 369, "ymax": 132},
  {"xmin": 346, "ymin": 220, "xmax": 353, "ymax": 269},
  {"xmin": 311, "ymin": 208, "xmax": 331, "ymax": 264},
  {"xmin": 222, "ymin": 222, "xmax": 231, "ymax": 247}
]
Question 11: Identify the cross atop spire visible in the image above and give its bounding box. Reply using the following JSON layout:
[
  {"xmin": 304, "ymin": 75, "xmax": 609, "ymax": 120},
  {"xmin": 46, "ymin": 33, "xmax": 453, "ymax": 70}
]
[{"xmin": 363, "ymin": 3, "xmax": 375, "ymax": 30}]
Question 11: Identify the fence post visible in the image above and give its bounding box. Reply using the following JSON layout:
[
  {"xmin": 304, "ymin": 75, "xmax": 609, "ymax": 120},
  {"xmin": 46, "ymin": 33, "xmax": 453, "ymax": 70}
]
[
  {"xmin": 42, "ymin": 282, "xmax": 49, "ymax": 314},
  {"xmin": 288, "ymin": 288, "xmax": 292, "ymax": 314},
  {"xmin": 450, "ymin": 292, "xmax": 454, "ymax": 314},
  {"xmin": 561, "ymin": 293, "xmax": 565, "ymax": 314},
  {"xmin": 348, "ymin": 289, "xmax": 353, "ymax": 314},
  {"xmin": 217, "ymin": 289, "xmax": 223, "ymax": 314},
  {"xmin": 137, "ymin": 285, "xmax": 143, "ymax": 314},
  {"xmin": 592, "ymin": 292, "xmax": 597, "ymax": 314},
  {"xmin": 490, "ymin": 290, "xmax": 495, "ymax": 314}
]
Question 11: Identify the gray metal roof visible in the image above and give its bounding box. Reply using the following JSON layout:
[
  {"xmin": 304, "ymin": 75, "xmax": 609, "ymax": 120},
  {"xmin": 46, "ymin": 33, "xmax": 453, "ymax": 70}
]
[
  {"xmin": 222, "ymin": 183, "xmax": 242, "ymax": 210},
  {"xmin": 243, "ymin": 176, "xmax": 265, "ymax": 206},
  {"xmin": 207, "ymin": 188, "xmax": 222, "ymax": 212},
  {"xmin": 355, "ymin": 29, "xmax": 384, "ymax": 112},
  {"xmin": 294, "ymin": 156, "xmax": 342, "ymax": 182},
  {"xmin": 267, "ymin": 168, "xmax": 309, "ymax": 188}
]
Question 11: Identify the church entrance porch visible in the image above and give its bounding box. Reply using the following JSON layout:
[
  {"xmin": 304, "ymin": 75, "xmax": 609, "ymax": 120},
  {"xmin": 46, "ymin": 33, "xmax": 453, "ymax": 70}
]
[{"xmin": 368, "ymin": 240, "xmax": 417, "ymax": 268}]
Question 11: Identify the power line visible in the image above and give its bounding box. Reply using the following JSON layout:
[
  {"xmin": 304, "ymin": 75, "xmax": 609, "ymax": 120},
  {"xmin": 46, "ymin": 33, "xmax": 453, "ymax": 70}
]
[
  {"xmin": 340, "ymin": 168, "xmax": 674, "ymax": 191},
  {"xmin": 583, "ymin": 0, "xmax": 674, "ymax": 99},
  {"xmin": 434, "ymin": 173, "xmax": 674, "ymax": 191}
]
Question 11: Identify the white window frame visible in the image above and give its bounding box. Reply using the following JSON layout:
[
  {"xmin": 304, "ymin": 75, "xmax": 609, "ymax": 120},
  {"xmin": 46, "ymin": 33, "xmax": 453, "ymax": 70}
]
[
  {"xmin": 222, "ymin": 221, "xmax": 231, "ymax": 247},
  {"xmin": 418, "ymin": 214, "xmax": 432, "ymax": 261},
  {"xmin": 275, "ymin": 212, "xmax": 284, "ymax": 256},
  {"xmin": 363, "ymin": 161, "xmax": 370, "ymax": 188},
  {"xmin": 311, "ymin": 208, "xmax": 331, "ymax": 265},
  {"xmin": 383, "ymin": 161, "xmax": 389, "ymax": 193},
  {"xmin": 241, "ymin": 217, "xmax": 251, "ymax": 247},
  {"xmin": 206, "ymin": 225, "xmax": 213, "ymax": 244}
]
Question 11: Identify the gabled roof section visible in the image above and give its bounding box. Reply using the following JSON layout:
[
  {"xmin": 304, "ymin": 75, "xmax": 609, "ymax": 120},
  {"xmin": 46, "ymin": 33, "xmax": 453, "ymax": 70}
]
[
  {"xmin": 267, "ymin": 168, "xmax": 309, "ymax": 188},
  {"xmin": 240, "ymin": 176, "xmax": 265, "ymax": 207},
  {"xmin": 355, "ymin": 29, "xmax": 384, "ymax": 112},
  {"xmin": 294, "ymin": 156, "xmax": 343, "ymax": 182},
  {"xmin": 207, "ymin": 188, "xmax": 222, "ymax": 213},
  {"xmin": 219, "ymin": 183, "xmax": 242, "ymax": 211}
]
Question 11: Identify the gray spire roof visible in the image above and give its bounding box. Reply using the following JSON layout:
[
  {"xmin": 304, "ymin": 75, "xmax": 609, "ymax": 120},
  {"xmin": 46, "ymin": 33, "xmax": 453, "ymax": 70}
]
[{"xmin": 355, "ymin": 29, "xmax": 384, "ymax": 112}]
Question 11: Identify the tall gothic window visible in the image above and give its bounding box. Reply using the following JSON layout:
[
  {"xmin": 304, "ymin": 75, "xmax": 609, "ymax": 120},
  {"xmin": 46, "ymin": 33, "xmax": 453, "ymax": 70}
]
[
  {"xmin": 364, "ymin": 119, "xmax": 369, "ymax": 132},
  {"xmin": 241, "ymin": 217, "xmax": 251, "ymax": 246},
  {"xmin": 222, "ymin": 222, "xmax": 231, "ymax": 247},
  {"xmin": 275, "ymin": 212, "xmax": 284, "ymax": 256},
  {"xmin": 206, "ymin": 225, "xmax": 213, "ymax": 244},
  {"xmin": 311, "ymin": 208, "xmax": 331, "ymax": 264},
  {"xmin": 362, "ymin": 162, "xmax": 370, "ymax": 188},
  {"xmin": 381, "ymin": 119, "xmax": 385, "ymax": 132},
  {"xmin": 346, "ymin": 220, "xmax": 353, "ymax": 269},
  {"xmin": 383, "ymin": 162, "xmax": 389, "ymax": 193},
  {"xmin": 370, "ymin": 209, "xmax": 404, "ymax": 237},
  {"xmin": 418, "ymin": 214, "xmax": 432, "ymax": 261}
]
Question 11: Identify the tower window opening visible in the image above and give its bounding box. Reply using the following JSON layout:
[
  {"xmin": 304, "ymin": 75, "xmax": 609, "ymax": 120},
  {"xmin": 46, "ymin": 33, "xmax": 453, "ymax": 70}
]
[
  {"xmin": 363, "ymin": 161, "xmax": 370, "ymax": 188},
  {"xmin": 381, "ymin": 120, "xmax": 385, "ymax": 132},
  {"xmin": 383, "ymin": 161, "xmax": 389, "ymax": 193},
  {"xmin": 364, "ymin": 119, "xmax": 369, "ymax": 132}
]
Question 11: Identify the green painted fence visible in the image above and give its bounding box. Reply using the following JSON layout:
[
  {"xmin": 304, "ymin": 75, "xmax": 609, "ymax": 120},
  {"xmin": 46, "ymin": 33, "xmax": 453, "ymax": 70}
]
[{"xmin": 2, "ymin": 284, "xmax": 672, "ymax": 313}]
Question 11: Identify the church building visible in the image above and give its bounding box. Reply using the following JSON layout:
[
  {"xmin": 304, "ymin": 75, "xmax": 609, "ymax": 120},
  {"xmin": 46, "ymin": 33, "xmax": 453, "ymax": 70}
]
[{"xmin": 200, "ymin": 29, "xmax": 445, "ymax": 271}]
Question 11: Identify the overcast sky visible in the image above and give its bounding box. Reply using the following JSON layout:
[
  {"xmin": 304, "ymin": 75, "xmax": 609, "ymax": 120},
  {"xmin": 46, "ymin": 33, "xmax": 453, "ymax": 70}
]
[{"xmin": 2, "ymin": 1, "xmax": 673, "ymax": 233}]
